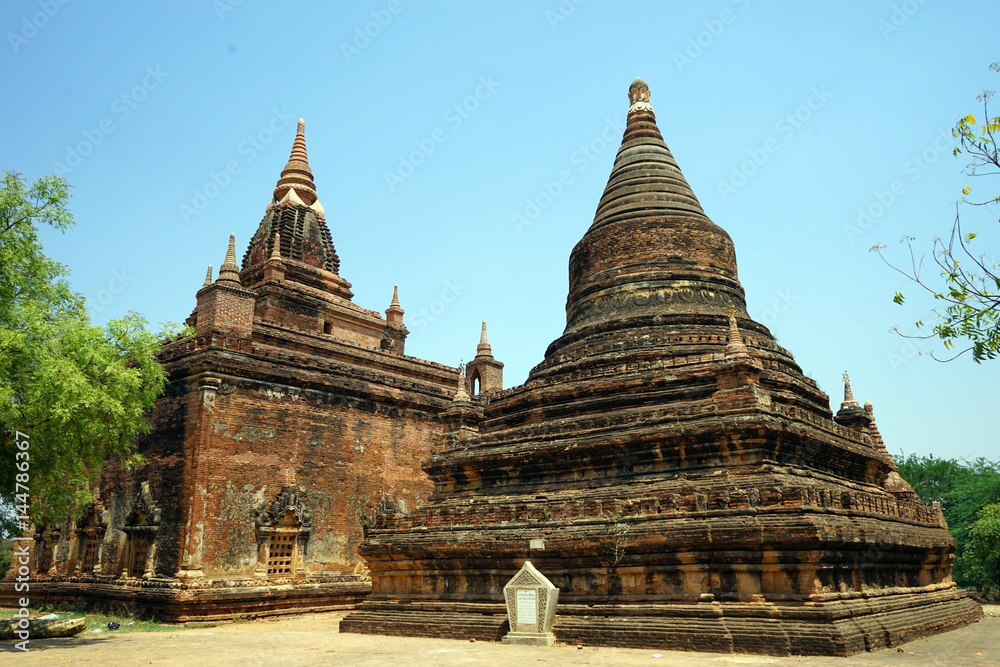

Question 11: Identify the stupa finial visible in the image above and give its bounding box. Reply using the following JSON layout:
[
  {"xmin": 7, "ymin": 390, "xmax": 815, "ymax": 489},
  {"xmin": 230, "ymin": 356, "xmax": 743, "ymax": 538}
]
[
  {"xmin": 628, "ymin": 77, "xmax": 653, "ymax": 114},
  {"xmin": 203, "ymin": 264, "xmax": 213, "ymax": 287}
]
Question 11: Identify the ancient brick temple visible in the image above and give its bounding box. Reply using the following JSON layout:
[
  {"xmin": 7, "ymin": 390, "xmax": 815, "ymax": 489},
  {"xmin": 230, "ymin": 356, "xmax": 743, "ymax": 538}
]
[
  {"xmin": 1, "ymin": 120, "xmax": 503, "ymax": 620},
  {"xmin": 340, "ymin": 79, "xmax": 982, "ymax": 655}
]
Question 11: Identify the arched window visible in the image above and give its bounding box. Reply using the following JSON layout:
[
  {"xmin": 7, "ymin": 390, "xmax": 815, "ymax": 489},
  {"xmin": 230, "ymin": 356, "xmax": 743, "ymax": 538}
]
[{"xmin": 470, "ymin": 370, "xmax": 482, "ymax": 396}]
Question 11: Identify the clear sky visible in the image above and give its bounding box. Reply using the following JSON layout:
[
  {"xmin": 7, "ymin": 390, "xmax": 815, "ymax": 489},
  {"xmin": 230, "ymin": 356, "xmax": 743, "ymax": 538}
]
[{"xmin": 1, "ymin": 1, "xmax": 996, "ymax": 462}]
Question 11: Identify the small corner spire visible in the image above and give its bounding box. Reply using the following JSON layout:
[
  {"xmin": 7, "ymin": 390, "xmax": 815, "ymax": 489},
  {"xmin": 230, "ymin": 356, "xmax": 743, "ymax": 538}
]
[
  {"xmin": 270, "ymin": 232, "xmax": 282, "ymax": 261},
  {"xmin": 386, "ymin": 284, "xmax": 404, "ymax": 323},
  {"xmin": 453, "ymin": 361, "xmax": 471, "ymax": 402},
  {"xmin": 217, "ymin": 233, "xmax": 242, "ymax": 285},
  {"xmin": 203, "ymin": 264, "xmax": 213, "ymax": 287},
  {"xmin": 724, "ymin": 302, "xmax": 748, "ymax": 357},
  {"xmin": 841, "ymin": 370, "xmax": 859, "ymax": 409},
  {"xmin": 477, "ymin": 320, "xmax": 492, "ymax": 356}
]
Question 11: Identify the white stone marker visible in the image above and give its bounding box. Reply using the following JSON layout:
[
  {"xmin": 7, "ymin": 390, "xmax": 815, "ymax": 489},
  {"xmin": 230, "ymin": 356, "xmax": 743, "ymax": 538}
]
[{"xmin": 502, "ymin": 560, "xmax": 559, "ymax": 646}]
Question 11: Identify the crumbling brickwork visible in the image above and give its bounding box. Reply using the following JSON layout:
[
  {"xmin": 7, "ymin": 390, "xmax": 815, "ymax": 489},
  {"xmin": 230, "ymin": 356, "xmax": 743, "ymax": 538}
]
[{"xmin": 1, "ymin": 119, "xmax": 476, "ymax": 621}]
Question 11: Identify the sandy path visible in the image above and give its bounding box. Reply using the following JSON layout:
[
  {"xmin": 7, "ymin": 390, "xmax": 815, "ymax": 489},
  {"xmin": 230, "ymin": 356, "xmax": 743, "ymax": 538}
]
[{"xmin": 6, "ymin": 607, "xmax": 998, "ymax": 666}]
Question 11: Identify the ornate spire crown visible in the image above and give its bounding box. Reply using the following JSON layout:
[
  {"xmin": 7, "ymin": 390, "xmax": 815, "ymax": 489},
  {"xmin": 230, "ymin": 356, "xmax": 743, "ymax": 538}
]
[{"xmin": 628, "ymin": 77, "xmax": 653, "ymax": 113}]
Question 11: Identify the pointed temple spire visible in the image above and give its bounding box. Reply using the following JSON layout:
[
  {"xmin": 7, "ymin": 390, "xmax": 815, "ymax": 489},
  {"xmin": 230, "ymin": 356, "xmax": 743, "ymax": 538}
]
[
  {"xmin": 203, "ymin": 264, "xmax": 213, "ymax": 287},
  {"xmin": 453, "ymin": 362, "xmax": 471, "ymax": 402},
  {"xmin": 476, "ymin": 320, "xmax": 492, "ymax": 356},
  {"xmin": 216, "ymin": 234, "xmax": 242, "ymax": 285},
  {"xmin": 724, "ymin": 302, "xmax": 748, "ymax": 357},
  {"xmin": 841, "ymin": 370, "xmax": 860, "ymax": 410},
  {"xmin": 272, "ymin": 119, "xmax": 317, "ymax": 206},
  {"xmin": 559, "ymin": 78, "xmax": 746, "ymax": 345},
  {"xmin": 386, "ymin": 284, "xmax": 404, "ymax": 324},
  {"xmin": 241, "ymin": 118, "xmax": 344, "ymax": 285}
]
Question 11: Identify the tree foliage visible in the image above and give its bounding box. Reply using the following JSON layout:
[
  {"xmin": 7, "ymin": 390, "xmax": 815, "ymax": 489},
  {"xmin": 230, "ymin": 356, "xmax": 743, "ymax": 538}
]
[
  {"xmin": 872, "ymin": 61, "xmax": 1000, "ymax": 363},
  {"xmin": 0, "ymin": 170, "xmax": 177, "ymax": 536},
  {"xmin": 897, "ymin": 452, "xmax": 1000, "ymax": 598}
]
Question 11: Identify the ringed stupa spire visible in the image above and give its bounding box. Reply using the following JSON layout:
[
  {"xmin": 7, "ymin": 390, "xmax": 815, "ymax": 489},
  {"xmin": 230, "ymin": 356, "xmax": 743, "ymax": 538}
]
[
  {"xmin": 273, "ymin": 119, "xmax": 317, "ymax": 206},
  {"xmin": 558, "ymin": 77, "xmax": 745, "ymax": 347}
]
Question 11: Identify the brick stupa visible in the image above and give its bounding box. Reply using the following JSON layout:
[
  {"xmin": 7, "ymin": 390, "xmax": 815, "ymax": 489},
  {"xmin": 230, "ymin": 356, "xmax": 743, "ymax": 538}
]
[{"xmin": 341, "ymin": 79, "xmax": 982, "ymax": 655}]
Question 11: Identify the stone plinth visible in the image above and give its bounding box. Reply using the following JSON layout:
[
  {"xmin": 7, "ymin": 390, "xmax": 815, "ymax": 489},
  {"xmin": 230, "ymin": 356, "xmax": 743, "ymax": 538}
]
[{"xmin": 501, "ymin": 561, "xmax": 558, "ymax": 646}]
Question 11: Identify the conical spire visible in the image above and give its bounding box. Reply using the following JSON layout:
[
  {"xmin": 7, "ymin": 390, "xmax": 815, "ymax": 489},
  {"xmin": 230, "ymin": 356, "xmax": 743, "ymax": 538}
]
[
  {"xmin": 270, "ymin": 232, "xmax": 282, "ymax": 261},
  {"xmin": 591, "ymin": 77, "xmax": 708, "ymax": 231},
  {"xmin": 386, "ymin": 284, "xmax": 404, "ymax": 324},
  {"xmin": 203, "ymin": 264, "xmax": 213, "ymax": 287},
  {"xmin": 476, "ymin": 320, "xmax": 492, "ymax": 356},
  {"xmin": 841, "ymin": 370, "xmax": 860, "ymax": 410},
  {"xmin": 217, "ymin": 234, "xmax": 242, "ymax": 285},
  {"xmin": 272, "ymin": 118, "xmax": 317, "ymax": 206},
  {"xmin": 724, "ymin": 303, "xmax": 748, "ymax": 357},
  {"xmin": 561, "ymin": 78, "xmax": 745, "ymax": 339}
]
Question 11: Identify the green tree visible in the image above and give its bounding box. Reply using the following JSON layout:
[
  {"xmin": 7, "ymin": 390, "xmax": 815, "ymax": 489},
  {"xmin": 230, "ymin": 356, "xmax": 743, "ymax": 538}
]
[
  {"xmin": 967, "ymin": 502, "xmax": 1000, "ymax": 598},
  {"xmin": 0, "ymin": 170, "xmax": 177, "ymax": 536},
  {"xmin": 897, "ymin": 452, "xmax": 1000, "ymax": 599},
  {"xmin": 873, "ymin": 61, "xmax": 1000, "ymax": 363}
]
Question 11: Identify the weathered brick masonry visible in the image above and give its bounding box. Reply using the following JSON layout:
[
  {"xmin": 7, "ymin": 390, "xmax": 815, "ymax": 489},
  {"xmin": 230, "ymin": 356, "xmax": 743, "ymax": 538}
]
[
  {"xmin": 1, "ymin": 120, "xmax": 502, "ymax": 620},
  {"xmin": 339, "ymin": 79, "xmax": 982, "ymax": 655}
]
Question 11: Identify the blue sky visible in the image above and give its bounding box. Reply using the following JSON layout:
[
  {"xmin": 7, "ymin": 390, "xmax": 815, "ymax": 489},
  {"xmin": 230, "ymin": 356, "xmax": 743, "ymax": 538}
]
[{"xmin": 2, "ymin": 1, "xmax": 997, "ymax": 462}]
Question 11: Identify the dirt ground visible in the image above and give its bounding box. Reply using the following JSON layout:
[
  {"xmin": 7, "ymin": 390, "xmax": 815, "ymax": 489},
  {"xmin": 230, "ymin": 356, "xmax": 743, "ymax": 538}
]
[{"xmin": 5, "ymin": 606, "xmax": 998, "ymax": 666}]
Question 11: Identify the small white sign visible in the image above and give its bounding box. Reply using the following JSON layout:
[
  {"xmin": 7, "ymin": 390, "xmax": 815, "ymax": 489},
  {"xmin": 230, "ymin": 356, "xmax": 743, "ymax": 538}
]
[
  {"xmin": 516, "ymin": 588, "xmax": 537, "ymax": 627},
  {"xmin": 529, "ymin": 538, "xmax": 545, "ymax": 550}
]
